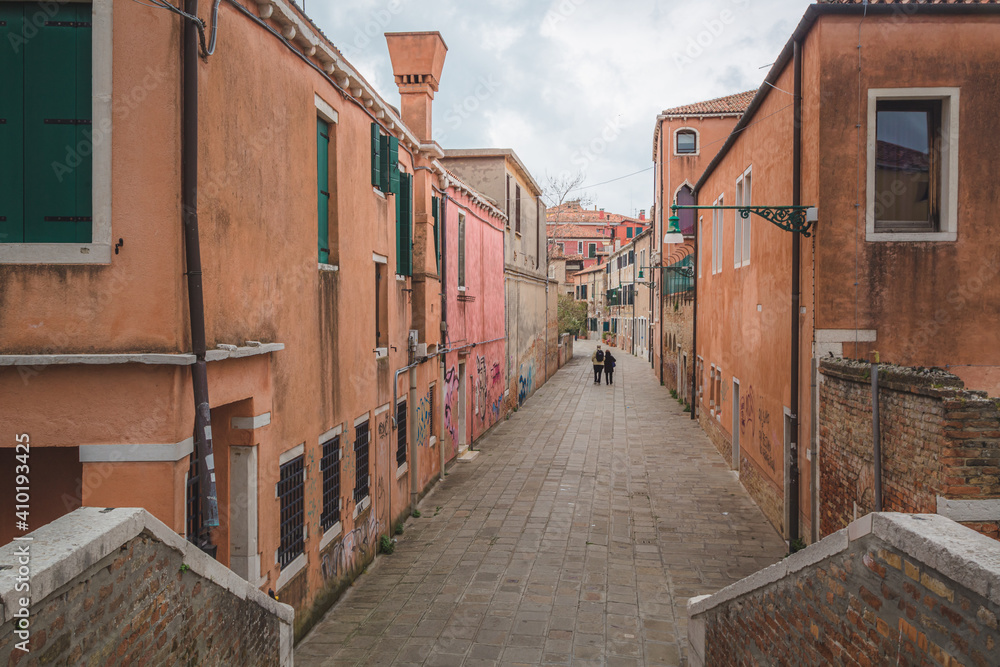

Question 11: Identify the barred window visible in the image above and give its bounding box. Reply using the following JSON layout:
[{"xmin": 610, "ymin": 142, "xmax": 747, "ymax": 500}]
[
  {"xmin": 277, "ymin": 456, "xmax": 305, "ymax": 568},
  {"xmin": 320, "ymin": 437, "xmax": 341, "ymax": 532},
  {"xmin": 354, "ymin": 420, "xmax": 370, "ymax": 505},
  {"xmin": 396, "ymin": 401, "xmax": 407, "ymax": 467}
]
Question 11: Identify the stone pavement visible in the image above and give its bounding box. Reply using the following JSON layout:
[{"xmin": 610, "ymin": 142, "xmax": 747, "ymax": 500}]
[{"xmin": 296, "ymin": 340, "xmax": 787, "ymax": 666}]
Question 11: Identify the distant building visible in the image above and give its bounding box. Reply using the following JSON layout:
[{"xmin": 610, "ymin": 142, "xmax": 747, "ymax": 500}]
[
  {"xmin": 440, "ymin": 149, "xmax": 556, "ymax": 409},
  {"xmin": 650, "ymin": 90, "xmax": 755, "ymax": 398}
]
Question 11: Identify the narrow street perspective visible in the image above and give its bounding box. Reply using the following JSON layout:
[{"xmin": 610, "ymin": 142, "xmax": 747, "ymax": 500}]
[
  {"xmin": 296, "ymin": 341, "xmax": 786, "ymax": 666},
  {"xmin": 4, "ymin": 1, "xmax": 1000, "ymax": 665}
]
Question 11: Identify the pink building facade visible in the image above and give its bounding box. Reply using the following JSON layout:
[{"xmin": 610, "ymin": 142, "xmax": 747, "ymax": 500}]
[{"xmin": 441, "ymin": 174, "xmax": 507, "ymax": 456}]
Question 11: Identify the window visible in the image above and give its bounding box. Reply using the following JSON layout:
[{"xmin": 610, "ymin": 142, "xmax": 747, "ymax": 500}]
[
  {"xmin": 317, "ymin": 118, "xmax": 333, "ymax": 263},
  {"xmin": 515, "ymin": 184, "xmax": 522, "ymax": 234},
  {"xmin": 432, "ymin": 196, "xmax": 441, "ymax": 275},
  {"xmin": 1, "ymin": 3, "xmax": 93, "ymax": 247},
  {"xmin": 505, "ymin": 174, "xmax": 512, "ymax": 225},
  {"xmin": 458, "ymin": 212, "xmax": 466, "ymax": 288},
  {"xmin": 627, "ymin": 227, "xmax": 633, "ymax": 239},
  {"xmin": 320, "ymin": 437, "xmax": 341, "ymax": 532},
  {"xmin": 734, "ymin": 169, "xmax": 752, "ymax": 268},
  {"xmin": 396, "ymin": 400, "xmax": 407, "ymax": 468},
  {"xmin": 396, "ymin": 170, "xmax": 413, "ymax": 276},
  {"xmin": 698, "ymin": 216, "xmax": 703, "ymax": 279},
  {"xmin": 581, "ymin": 285, "xmax": 588, "ymax": 300},
  {"xmin": 867, "ymin": 89, "xmax": 958, "ymax": 242},
  {"xmin": 278, "ymin": 455, "xmax": 305, "ymax": 568},
  {"xmin": 588, "ymin": 243, "xmax": 596, "ymax": 258},
  {"xmin": 375, "ymin": 262, "xmax": 387, "ymax": 347},
  {"xmin": 712, "ymin": 195, "xmax": 724, "ymax": 275},
  {"xmin": 353, "ymin": 420, "xmax": 370, "ymax": 505},
  {"xmin": 371, "ymin": 123, "xmax": 398, "ymax": 193},
  {"xmin": 676, "ymin": 129, "xmax": 698, "ymax": 155}
]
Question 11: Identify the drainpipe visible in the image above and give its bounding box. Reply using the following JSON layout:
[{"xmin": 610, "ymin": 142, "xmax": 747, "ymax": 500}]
[
  {"xmin": 409, "ymin": 362, "xmax": 419, "ymax": 508},
  {"xmin": 872, "ymin": 351, "xmax": 883, "ymax": 511},
  {"xmin": 690, "ymin": 191, "xmax": 699, "ymax": 421},
  {"xmin": 439, "ymin": 191, "xmax": 448, "ymax": 481},
  {"xmin": 790, "ymin": 38, "xmax": 804, "ymax": 545},
  {"xmin": 183, "ymin": 0, "xmax": 219, "ymax": 550},
  {"xmin": 659, "ymin": 122, "xmax": 666, "ymax": 382}
]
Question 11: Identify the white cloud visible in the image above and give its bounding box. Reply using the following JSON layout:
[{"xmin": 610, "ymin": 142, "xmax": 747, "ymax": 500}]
[{"xmin": 307, "ymin": 0, "xmax": 813, "ymax": 216}]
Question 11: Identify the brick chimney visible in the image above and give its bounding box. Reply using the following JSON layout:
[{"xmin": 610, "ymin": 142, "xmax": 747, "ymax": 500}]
[
  {"xmin": 639, "ymin": 210, "xmax": 646, "ymax": 221},
  {"xmin": 384, "ymin": 32, "xmax": 448, "ymax": 144}
]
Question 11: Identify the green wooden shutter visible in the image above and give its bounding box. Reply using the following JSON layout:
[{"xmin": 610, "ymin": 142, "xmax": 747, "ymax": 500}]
[
  {"xmin": 370, "ymin": 123, "xmax": 381, "ymax": 188},
  {"xmin": 0, "ymin": 4, "xmax": 25, "ymax": 243},
  {"xmin": 317, "ymin": 118, "xmax": 330, "ymax": 263},
  {"xmin": 406, "ymin": 173, "xmax": 414, "ymax": 276},
  {"xmin": 432, "ymin": 195, "xmax": 440, "ymax": 275},
  {"xmin": 24, "ymin": 4, "xmax": 92, "ymax": 243},
  {"xmin": 384, "ymin": 135, "xmax": 399, "ymax": 194},
  {"xmin": 397, "ymin": 171, "xmax": 412, "ymax": 276}
]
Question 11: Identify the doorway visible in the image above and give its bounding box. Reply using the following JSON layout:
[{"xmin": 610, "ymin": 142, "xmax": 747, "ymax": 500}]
[
  {"xmin": 784, "ymin": 408, "xmax": 793, "ymax": 539},
  {"xmin": 458, "ymin": 361, "xmax": 468, "ymax": 453},
  {"xmin": 732, "ymin": 379, "xmax": 740, "ymax": 471}
]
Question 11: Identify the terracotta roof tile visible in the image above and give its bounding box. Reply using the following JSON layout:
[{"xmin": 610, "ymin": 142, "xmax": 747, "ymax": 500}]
[
  {"xmin": 661, "ymin": 90, "xmax": 757, "ymax": 117},
  {"xmin": 546, "ymin": 200, "xmax": 645, "ymax": 225},
  {"xmin": 547, "ymin": 224, "xmax": 613, "ymax": 240}
]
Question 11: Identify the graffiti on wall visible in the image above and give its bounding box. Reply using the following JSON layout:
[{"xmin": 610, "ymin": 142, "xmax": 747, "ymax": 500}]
[
  {"xmin": 475, "ymin": 356, "xmax": 489, "ymax": 421},
  {"xmin": 758, "ymin": 407, "xmax": 776, "ymax": 472},
  {"xmin": 517, "ymin": 362, "xmax": 535, "ymax": 406},
  {"xmin": 444, "ymin": 365, "xmax": 460, "ymax": 448},
  {"xmin": 415, "ymin": 389, "xmax": 433, "ymax": 447},
  {"xmin": 320, "ymin": 478, "xmax": 384, "ymax": 581},
  {"xmin": 740, "ymin": 386, "xmax": 756, "ymax": 437}
]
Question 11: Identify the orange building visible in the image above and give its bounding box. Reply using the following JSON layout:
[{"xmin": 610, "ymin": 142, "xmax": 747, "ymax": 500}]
[
  {"xmin": 650, "ymin": 91, "xmax": 754, "ymax": 395},
  {"xmin": 691, "ymin": 0, "xmax": 1000, "ymax": 544},
  {"xmin": 0, "ymin": 1, "xmax": 543, "ymax": 631}
]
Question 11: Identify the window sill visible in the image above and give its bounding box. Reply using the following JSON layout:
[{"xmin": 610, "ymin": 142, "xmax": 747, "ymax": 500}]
[
  {"xmin": 319, "ymin": 263, "xmax": 339, "ymax": 272},
  {"xmin": 373, "ymin": 187, "xmax": 386, "ymax": 199},
  {"xmin": 353, "ymin": 495, "xmax": 371, "ymax": 519},
  {"xmin": 396, "ymin": 461, "xmax": 408, "ymax": 480},
  {"xmin": 0, "ymin": 242, "xmax": 113, "ymax": 265},
  {"xmin": 396, "ymin": 275, "xmax": 408, "ymax": 282},
  {"xmin": 319, "ymin": 521, "xmax": 343, "ymax": 551},
  {"xmin": 275, "ymin": 551, "xmax": 307, "ymax": 591},
  {"xmin": 866, "ymin": 231, "xmax": 956, "ymax": 243},
  {"xmin": 457, "ymin": 286, "xmax": 467, "ymax": 292},
  {"xmin": 375, "ymin": 348, "xmax": 388, "ymax": 360},
  {"xmin": 429, "ymin": 436, "xmax": 437, "ymax": 448}
]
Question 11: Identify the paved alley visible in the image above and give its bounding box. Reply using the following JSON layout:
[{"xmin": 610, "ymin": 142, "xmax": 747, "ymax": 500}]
[{"xmin": 296, "ymin": 341, "xmax": 787, "ymax": 666}]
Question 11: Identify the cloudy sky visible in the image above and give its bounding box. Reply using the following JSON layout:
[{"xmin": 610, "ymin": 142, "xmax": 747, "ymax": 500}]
[{"xmin": 306, "ymin": 0, "xmax": 813, "ymax": 217}]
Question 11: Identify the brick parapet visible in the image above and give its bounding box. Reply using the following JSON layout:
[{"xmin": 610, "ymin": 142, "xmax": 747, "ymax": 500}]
[
  {"xmin": 688, "ymin": 513, "xmax": 1000, "ymax": 667},
  {"xmin": 0, "ymin": 508, "xmax": 293, "ymax": 666},
  {"xmin": 819, "ymin": 358, "xmax": 1000, "ymax": 540}
]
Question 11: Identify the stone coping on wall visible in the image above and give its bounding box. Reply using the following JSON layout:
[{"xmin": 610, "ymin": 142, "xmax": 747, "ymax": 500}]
[
  {"xmin": 687, "ymin": 513, "xmax": 1000, "ymax": 621},
  {"xmin": 818, "ymin": 357, "xmax": 997, "ymax": 401},
  {"xmin": 0, "ymin": 507, "xmax": 294, "ymax": 631}
]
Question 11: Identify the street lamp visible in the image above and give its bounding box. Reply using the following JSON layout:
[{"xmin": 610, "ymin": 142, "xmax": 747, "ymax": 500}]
[{"xmin": 663, "ymin": 212, "xmax": 685, "ymax": 245}]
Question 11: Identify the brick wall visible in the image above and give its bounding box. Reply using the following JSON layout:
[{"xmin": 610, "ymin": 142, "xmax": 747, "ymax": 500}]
[
  {"xmin": 661, "ymin": 300, "xmax": 694, "ymax": 396},
  {"xmin": 819, "ymin": 359, "xmax": 1000, "ymax": 540},
  {"xmin": 688, "ymin": 513, "xmax": 1000, "ymax": 667},
  {"xmin": 0, "ymin": 508, "xmax": 292, "ymax": 667}
]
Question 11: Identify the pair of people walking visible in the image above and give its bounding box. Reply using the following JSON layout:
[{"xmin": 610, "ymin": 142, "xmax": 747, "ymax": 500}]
[{"xmin": 591, "ymin": 345, "xmax": 616, "ymax": 385}]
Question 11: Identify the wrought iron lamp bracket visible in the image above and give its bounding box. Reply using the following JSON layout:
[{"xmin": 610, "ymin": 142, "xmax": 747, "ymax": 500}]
[{"xmin": 671, "ymin": 204, "xmax": 816, "ymax": 238}]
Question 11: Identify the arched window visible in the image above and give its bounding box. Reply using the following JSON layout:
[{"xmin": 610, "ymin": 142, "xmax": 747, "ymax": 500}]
[{"xmin": 676, "ymin": 129, "xmax": 698, "ymax": 155}]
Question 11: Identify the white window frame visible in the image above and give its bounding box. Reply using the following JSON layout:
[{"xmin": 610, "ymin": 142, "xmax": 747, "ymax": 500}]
[
  {"xmin": 674, "ymin": 127, "xmax": 700, "ymax": 157},
  {"xmin": 0, "ymin": 0, "xmax": 114, "ymax": 265},
  {"xmin": 735, "ymin": 167, "xmax": 752, "ymax": 268},
  {"xmin": 697, "ymin": 216, "xmax": 703, "ymax": 279},
  {"xmin": 866, "ymin": 87, "xmax": 959, "ymax": 243},
  {"xmin": 742, "ymin": 167, "xmax": 752, "ymax": 266},
  {"xmin": 712, "ymin": 195, "xmax": 724, "ymax": 275}
]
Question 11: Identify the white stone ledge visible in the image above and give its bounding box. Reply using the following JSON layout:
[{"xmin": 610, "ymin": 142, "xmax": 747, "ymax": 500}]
[
  {"xmin": 232, "ymin": 413, "xmax": 272, "ymax": 431},
  {"xmin": 79, "ymin": 438, "xmax": 194, "ymax": 463},
  {"xmin": 688, "ymin": 512, "xmax": 1000, "ymax": 619},
  {"xmin": 0, "ymin": 343, "xmax": 284, "ymax": 367},
  {"xmin": 0, "ymin": 507, "xmax": 293, "ymax": 627},
  {"xmin": 937, "ymin": 496, "xmax": 1000, "ymax": 522}
]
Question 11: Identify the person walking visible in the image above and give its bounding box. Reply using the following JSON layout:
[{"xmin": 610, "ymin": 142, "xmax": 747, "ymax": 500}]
[
  {"xmin": 603, "ymin": 349, "xmax": 617, "ymax": 385},
  {"xmin": 591, "ymin": 345, "xmax": 605, "ymax": 385}
]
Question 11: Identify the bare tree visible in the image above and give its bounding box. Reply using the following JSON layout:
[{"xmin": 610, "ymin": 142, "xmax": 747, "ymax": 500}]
[{"xmin": 543, "ymin": 171, "xmax": 594, "ymax": 208}]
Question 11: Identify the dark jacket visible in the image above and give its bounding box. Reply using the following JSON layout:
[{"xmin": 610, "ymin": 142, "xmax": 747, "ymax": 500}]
[{"xmin": 603, "ymin": 352, "xmax": 616, "ymax": 370}]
